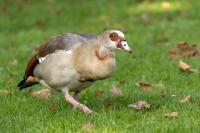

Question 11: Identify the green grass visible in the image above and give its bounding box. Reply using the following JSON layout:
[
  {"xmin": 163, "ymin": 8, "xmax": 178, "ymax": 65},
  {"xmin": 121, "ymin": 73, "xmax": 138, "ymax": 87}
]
[{"xmin": 0, "ymin": 0, "xmax": 200, "ymax": 132}]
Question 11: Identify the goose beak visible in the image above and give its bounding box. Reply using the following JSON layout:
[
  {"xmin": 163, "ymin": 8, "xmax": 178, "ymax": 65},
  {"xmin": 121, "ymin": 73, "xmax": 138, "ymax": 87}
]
[
  {"xmin": 117, "ymin": 40, "xmax": 133, "ymax": 53},
  {"xmin": 127, "ymin": 48, "xmax": 133, "ymax": 53}
]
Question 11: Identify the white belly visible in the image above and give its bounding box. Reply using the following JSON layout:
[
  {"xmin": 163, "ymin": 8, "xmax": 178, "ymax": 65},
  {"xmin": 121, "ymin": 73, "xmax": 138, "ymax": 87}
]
[{"xmin": 39, "ymin": 79, "xmax": 93, "ymax": 92}]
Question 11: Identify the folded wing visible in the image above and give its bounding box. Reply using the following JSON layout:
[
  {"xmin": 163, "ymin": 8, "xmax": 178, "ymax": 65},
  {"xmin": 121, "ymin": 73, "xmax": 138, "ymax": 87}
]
[{"xmin": 18, "ymin": 33, "xmax": 98, "ymax": 89}]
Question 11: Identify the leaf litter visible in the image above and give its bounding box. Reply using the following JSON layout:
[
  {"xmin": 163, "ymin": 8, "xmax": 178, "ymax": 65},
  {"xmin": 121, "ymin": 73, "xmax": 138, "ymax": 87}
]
[
  {"xmin": 9, "ymin": 59, "xmax": 18, "ymax": 66},
  {"xmin": 48, "ymin": 103, "xmax": 56, "ymax": 111},
  {"xmin": 136, "ymin": 82, "xmax": 166, "ymax": 92},
  {"xmin": 128, "ymin": 101, "xmax": 151, "ymax": 110},
  {"xmin": 135, "ymin": 82, "xmax": 152, "ymax": 91},
  {"xmin": 180, "ymin": 95, "xmax": 192, "ymax": 103},
  {"xmin": 164, "ymin": 112, "xmax": 178, "ymax": 118},
  {"xmin": 111, "ymin": 85, "xmax": 123, "ymax": 96},
  {"xmin": 0, "ymin": 89, "xmax": 12, "ymax": 95},
  {"xmin": 168, "ymin": 42, "xmax": 198, "ymax": 59},
  {"xmin": 30, "ymin": 88, "xmax": 51, "ymax": 100},
  {"xmin": 178, "ymin": 60, "xmax": 198, "ymax": 72}
]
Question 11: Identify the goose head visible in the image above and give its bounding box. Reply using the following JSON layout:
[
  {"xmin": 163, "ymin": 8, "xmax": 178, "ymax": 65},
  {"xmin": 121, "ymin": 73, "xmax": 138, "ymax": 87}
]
[{"xmin": 99, "ymin": 30, "xmax": 132, "ymax": 53}]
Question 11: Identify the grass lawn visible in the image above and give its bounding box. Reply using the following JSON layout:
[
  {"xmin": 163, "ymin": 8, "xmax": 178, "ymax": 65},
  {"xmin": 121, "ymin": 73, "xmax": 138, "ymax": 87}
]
[{"xmin": 0, "ymin": 0, "xmax": 200, "ymax": 132}]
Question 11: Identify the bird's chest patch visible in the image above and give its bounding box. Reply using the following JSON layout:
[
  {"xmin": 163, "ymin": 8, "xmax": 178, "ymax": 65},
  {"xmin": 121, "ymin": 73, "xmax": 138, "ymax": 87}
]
[{"xmin": 78, "ymin": 57, "xmax": 116, "ymax": 81}]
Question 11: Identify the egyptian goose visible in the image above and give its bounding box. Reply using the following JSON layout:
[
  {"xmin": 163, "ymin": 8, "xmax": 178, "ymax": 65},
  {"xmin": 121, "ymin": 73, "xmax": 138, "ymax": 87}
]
[{"xmin": 18, "ymin": 30, "xmax": 132, "ymax": 114}]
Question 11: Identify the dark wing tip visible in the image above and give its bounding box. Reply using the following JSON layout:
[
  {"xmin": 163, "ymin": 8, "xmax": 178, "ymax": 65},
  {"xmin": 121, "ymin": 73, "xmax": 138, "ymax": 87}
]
[
  {"xmin": 17, "ymin": 77, "xmax": 27, "ymax": 90},
  {"xmin": 17, "ymin": 77, "xmax": 38, "ymax": 90}
]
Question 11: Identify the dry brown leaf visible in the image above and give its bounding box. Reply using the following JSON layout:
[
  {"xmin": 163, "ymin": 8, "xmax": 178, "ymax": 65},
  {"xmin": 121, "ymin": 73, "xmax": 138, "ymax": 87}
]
[
  {"xmin": 177, "ymin": 42, "xmax": 189, "ymax": 51},
  {"xmin": 82, "ymin": 122, "xmax": 95, "ymax": 132},
  {"xmin": 128, "ymin": 101, "xmax": 151, "ymax": 110},
  {"xmin": 30, "ymin": 88, "xmax": 51, "ymax": 99},
  {"xmin": 178, "ymin": 60, "xmax": 191, "ymax": 71},
  {"xmin": 136, "ymin": 82, "xmax": 152, "ymax": 91},
  {"xmin": 177, "ymin": 42, "xmax": 198, "ymax": 57},
  {"xmin": 95, "ymin": 90, "xmax": 103, "ymax": 97},
  {"xmin": 169, "ymin": 42, "xmax": 198, "ymax": 59},
  {"xmin": 168, "ymin": 48, "xmax": 180, "ymax": 59},
  {"xmin": 180, "ymin": 95, "xmax": 192, "ymax": 103},
  {"xmin": 0, "ymin": 89, "xmax": 12, "ymax": 95},
  {"xmin": 48, "ymin": 103, "xmax": 56, "ymax": 111},
  {"xmin": 189, "ymin": 44, "xmax": 198, "ymax": 57},
  {"xmin": 164, "ymin": 112, "xmax": 178, "ymax": 118},
  {"xmin": 111, "ymin": 85, "xmax": 123, "ymax": 96}
]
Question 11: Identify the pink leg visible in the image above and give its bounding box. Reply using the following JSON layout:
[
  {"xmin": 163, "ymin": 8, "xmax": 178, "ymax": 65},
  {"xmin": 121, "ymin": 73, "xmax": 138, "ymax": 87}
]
[{"xmin": 64, "ymin": 91, "xmax": 94, "ymax": 114}]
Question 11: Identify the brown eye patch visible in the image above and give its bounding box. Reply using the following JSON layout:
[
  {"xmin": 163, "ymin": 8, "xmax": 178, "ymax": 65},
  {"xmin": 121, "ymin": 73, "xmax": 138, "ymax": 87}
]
[{"xmin": 109, "ymin": 32, "xmax": 120, "ymax": 41}]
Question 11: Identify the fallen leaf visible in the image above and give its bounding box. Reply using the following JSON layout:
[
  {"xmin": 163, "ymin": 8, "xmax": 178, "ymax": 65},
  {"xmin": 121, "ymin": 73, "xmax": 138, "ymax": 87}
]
[
  {"xmin": 168, "ymin": 48, "xmax": 180, "ymax": 59},
  {"xmin": 95, "ymin": 90, "xmax": 103, "ymax": 97},
  {"xmin": 111, "ymin": 86, "xmax": 123, "ymax": 96},
  {"xmin": 180, "ymin": 95, "xmax": 192, "ymax": 103},
  {"xmin": 178, "ymin": 60, "xmax": 191, "ymax": 72},
  {"xmin": 169, "ymin": 42, "xmax": 198, "ymax": 59},
  {"xmin": 30, "ymin": 88, "xmax": 51, "ymax": 99},
  {"xmin": 164, "ymin": 112, "xmax": 178, "ymax": 118},
  {"xmin": 177, "ymin": 42, "xmax": 198, "ymax": 57},
  {"xmin": 9, "ymin": 59, "xmax": 18, "ymax": 66},
  {"xmin": 188, "ymin": 44, "xmax": 198, "ymax": 57},
  {"xmin": 135, "ymin": 82, "xmax": 152, "ymax": 91},
  {"xmin": 48, "ymin": 103, "xmax": 56, "ymax": 111},
  {"xmin": 0, "ymin": 89, "xmax": 12, "ymax": 95},
  {"xmin": 128, "ymin": 101, "xmax": 151, "ymax": 110},
  {"xmin": 82, "ymin": 122, "xmax": 95, "ymax": 132},
  {"xmin": 177, "ymin": 42, "xmax": 189, "ymax": 51}
]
